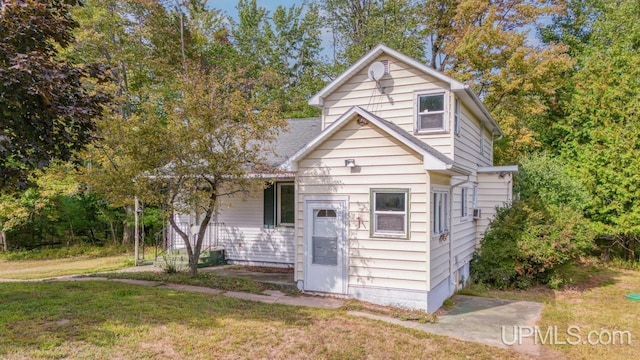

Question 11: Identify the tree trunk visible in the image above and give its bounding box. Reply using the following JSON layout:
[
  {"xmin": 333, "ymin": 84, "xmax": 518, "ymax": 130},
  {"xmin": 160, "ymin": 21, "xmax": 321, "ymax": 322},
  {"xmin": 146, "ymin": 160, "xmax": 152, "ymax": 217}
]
[
  {"xmin": 109, "ymin": 221, "xmax": 117, "ymax": 245},
  {"xmin": 122, "ymin": 205, "xmax": 134, "ymax": 245},
  {"xmin": 0, "ymin": 230, "xmax": 6, "ymax": 251}
]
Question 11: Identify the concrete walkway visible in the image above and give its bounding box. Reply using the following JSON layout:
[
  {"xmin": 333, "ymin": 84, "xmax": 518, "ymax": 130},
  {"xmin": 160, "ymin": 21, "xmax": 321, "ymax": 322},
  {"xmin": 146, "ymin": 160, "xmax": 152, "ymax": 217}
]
[{"xmin": 351, "ymin": 295, "xmax": 545, "ymax": 357}]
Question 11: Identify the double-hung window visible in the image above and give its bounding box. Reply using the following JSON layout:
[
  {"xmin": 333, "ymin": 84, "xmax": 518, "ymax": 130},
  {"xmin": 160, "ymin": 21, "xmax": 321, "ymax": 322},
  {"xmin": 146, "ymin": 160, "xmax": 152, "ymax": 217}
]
[
  {"xmin": 263, "ymin": 182, "xmax": 294, "ymax": 228},
  {"xmin": 371, "ymin": 189, "xmax": 409, "ymax": 238},
  {"xmin": 416, "ymin": 92, "xmax": 446, "ymax": 133},
  {"xmin": 432, "ymin": 190, "xmax": 449, "ymax": 235},
  {"xmin": 461, "ymin": 187, "xmax": 469, "ymax": 219},
  {"xmin": 454, "ymin": 98, "xmax": 461, "ymax": 135}
]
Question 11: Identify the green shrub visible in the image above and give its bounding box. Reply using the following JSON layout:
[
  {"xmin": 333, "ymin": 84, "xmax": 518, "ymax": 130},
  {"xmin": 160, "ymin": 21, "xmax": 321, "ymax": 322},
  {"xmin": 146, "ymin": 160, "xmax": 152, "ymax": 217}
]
[
  {"xmin": 471, "ymin": 199, "xmax": 593, "ymax": 289},
  {"xmin": 0, "ymin": 244, "xmax": 130, "ymax": 261},
  {"xmin": 471, "ymin": 154, "xmax": 594, "ymax": 289}
]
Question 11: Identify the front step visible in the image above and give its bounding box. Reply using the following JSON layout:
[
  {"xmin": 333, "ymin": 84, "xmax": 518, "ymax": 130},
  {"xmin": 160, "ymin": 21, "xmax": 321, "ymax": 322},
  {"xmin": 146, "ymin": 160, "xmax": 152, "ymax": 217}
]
[{"xmin": 156, "ymin": 248, "xmax": 225, "ymax": 269}]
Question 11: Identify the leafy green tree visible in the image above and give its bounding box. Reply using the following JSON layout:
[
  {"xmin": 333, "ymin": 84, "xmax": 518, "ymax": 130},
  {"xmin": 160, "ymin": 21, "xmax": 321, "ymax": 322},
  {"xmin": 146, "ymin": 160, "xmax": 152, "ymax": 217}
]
[
  {"xmin": 560, "ymin": 0, "xmax": 640, "ymax": 261},
  {"xmin": 138, "ymin": 62, "xmax": 285, "ymax": 276},
  {"xmin": 231, "ymin": 0, "xmax": 324, "ymax": 117},
  {"xmin": 0, "ymin": 0, "xmax": 110, "ymax": 190}
]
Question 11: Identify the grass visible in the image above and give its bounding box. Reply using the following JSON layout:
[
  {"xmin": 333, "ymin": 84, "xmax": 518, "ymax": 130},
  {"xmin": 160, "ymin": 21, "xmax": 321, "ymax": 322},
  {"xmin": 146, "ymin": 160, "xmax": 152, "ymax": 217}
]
[
  {"xmin": 96, "ymin": 271, "xmax": 269, "ymax": 294},
  {"xmin": 0, "ymin": 255, "xmax": 133, "ymax": 280},
  {"xmin": 460, "ymin": 260, "xmax": 640, "ymax": 360},
  {"xmin": 0, "ymin": 281, "xmax": 524, "ymax": 359},
  {"xmin": 0, "ymin": 245, "xmax": 131, "ymax": 261}
]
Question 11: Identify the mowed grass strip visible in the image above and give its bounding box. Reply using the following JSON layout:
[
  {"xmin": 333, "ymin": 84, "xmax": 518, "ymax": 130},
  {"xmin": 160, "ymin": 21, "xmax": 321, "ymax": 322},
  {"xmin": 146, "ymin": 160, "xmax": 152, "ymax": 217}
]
[
  {"xmin": 0, "ymin": 281, "xmax": 525, "ymax": 360},
  {"xmin": 0, "ymin": 255, "xmax": 132, "ymax": 280}
]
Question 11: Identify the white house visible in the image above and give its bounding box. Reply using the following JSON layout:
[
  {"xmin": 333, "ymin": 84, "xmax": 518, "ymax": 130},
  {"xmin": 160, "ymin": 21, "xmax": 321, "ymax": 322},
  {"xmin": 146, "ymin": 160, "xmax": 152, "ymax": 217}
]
[{"xmin": 169, "ymin": 44, "xmax": 516, "ymax": 312}]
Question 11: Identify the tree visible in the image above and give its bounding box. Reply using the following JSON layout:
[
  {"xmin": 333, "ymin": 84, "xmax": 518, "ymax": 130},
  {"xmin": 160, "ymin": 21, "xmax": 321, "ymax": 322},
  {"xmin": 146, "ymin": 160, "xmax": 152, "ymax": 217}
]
[
  {"xmin": 138, "ymin": 62, "xmax": 285, "ymax": 276},
  {"xmin": 231, "ymin": 0, "xmax": 325, "ymax": 117},
  {"xmin": 559, "ymin": 0, "xmax": 640, "ymax": 261},
  {"xmin": 66, "ymin": 0, "xmax": 186, "ymax": 245},
  {"xmin": 0, "ymin": 0, "xmax": 109, "ymax": 190}
]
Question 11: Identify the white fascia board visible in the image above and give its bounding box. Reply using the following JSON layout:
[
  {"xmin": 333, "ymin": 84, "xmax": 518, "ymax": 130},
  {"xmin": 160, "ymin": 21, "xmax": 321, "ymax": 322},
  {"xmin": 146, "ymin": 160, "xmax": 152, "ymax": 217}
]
[{"xmin": 477, "ymin": 165, "xmax": 519, "ymax": 173}]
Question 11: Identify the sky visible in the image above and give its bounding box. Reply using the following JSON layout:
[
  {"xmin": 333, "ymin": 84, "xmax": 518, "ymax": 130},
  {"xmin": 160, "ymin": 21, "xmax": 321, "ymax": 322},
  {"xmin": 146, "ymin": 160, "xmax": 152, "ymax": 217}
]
[{"xmin": 207, "ymin": 1, "xmax": 303, "ymax": 20}]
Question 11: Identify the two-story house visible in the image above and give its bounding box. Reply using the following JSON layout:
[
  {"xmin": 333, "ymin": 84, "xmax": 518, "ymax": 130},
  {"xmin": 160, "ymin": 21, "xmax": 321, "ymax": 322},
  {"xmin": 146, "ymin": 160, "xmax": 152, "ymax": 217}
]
[{"xmin": 169, "ymin": 44, "xmax": 517, "ymax": 312}]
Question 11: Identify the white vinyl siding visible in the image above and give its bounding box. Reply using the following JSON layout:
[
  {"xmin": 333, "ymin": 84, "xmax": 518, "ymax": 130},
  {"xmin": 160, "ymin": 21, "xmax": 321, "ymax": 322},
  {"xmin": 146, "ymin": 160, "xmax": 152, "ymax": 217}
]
[
  {"xmin": 217, "ymin": 189, "xmax": 295, "ymax": 265},
  {"xmin": 322, "ymin": 55, "xmax": 454, "ymax": 159},
  {"xmin": 296, "ymin": 119, "xmax": 429, "ymax": 291},
  {"xmin": 475, "ymin": 172, "xmax": 514, "ymax": 244},
  {"xmin": 452, "ymin": 104, "xmax": 493, "ymax": 172}
]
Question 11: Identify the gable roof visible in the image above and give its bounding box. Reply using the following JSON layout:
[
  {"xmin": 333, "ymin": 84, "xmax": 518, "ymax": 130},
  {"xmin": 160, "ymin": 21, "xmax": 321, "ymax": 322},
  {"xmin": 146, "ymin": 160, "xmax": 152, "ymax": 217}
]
[
  {"xmin": 267, "ymin": 117, "xmax": 322, "ymax": 167},
  {"xmin": 309, "ymin": 44, "xmax": 502, "ymax": 136},
  {"xmin": 280, "ymin": 106, "xmax": 470, "ymax": 175}
]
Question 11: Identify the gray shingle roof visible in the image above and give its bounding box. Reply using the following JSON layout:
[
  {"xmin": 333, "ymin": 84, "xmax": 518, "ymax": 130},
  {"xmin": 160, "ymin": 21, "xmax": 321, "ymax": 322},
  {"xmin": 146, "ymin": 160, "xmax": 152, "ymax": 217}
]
[{"xmin": 267, "ymin": 117, "xmax": 322, "ymax": 166}]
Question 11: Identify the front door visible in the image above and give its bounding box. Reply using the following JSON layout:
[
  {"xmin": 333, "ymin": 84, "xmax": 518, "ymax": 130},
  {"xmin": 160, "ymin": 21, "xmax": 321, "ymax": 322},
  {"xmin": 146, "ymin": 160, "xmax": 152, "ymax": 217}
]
[{"xmin": 304, "ymin": 198, "xmax": 347, "ymax": 294}]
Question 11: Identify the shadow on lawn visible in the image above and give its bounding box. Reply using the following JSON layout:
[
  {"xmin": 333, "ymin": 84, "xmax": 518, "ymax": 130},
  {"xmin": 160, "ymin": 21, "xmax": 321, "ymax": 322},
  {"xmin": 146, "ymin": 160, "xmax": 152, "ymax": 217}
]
[{"xmin": 0, "ymin": 280, "xmax": 319, "ymax": 355}]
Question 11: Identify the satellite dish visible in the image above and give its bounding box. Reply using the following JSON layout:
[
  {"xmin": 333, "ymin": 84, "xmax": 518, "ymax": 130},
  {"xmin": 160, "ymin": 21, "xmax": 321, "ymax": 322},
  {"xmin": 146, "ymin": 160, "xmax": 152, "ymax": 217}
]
[{"xmin": 367, "ymin": 62, "xmax": 385, "ymax": 81}]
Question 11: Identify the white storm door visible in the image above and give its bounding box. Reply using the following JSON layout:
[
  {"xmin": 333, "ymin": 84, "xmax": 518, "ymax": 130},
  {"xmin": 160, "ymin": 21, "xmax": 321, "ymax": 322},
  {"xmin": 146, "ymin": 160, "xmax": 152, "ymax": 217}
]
[{"xmin": 304, "ymin": 199, "xmax": 347, "ymax": 294}]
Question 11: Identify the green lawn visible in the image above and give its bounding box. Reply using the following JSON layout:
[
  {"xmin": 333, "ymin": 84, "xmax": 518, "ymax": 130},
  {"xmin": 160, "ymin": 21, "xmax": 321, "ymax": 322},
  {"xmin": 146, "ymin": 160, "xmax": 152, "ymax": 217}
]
[
  {"xmin": 0, "ymin": 255, "xmax": 133, "ymax": 280},
  {"xmin": 0, "ymin": 281, "xmax": 524, "ymax": 360}
]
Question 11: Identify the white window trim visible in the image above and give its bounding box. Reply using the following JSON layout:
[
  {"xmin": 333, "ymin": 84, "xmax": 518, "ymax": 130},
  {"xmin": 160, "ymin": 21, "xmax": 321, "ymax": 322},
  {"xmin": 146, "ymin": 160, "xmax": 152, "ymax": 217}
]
[
  {"xmin": 473, "ymin": 185, "xmax": 478, "ymax": 209},
  {"xmin": 461, "ymin": 187, "xmax": 470, "ymax": 221},
  {"xmin": 276, "ymin": 182, "xmax": 294, "ymax": 227},
  {"xmin": 371, "ymin": 189, "xmax": 409, "ymax": 239},
  {"xmin": 480, "ymin": 134, "xmax": 485, "ymax": 155},
  {"xmin": 454, "ymin": 97, "xmax": 461, "ymax": 136},
  {"xmin": 415, "ymin": 90, "xmax": 448, "ymax": 134},
  {"xmin": 432, "ymin": 187, "xmax": 450, "ymax": 236}
]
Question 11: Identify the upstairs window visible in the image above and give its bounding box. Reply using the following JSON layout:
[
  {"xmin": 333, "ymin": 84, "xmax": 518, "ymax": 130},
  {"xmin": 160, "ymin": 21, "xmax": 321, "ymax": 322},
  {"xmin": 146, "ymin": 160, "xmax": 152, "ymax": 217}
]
[{"xmin": 416, "ymin": 92, "xmax": 446, "ymax": 133}]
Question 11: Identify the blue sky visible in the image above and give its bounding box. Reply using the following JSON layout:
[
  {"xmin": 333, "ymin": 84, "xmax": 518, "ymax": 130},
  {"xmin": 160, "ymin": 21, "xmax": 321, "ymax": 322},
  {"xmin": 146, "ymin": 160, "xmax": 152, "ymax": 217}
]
[{"xmin": 207, "ymin": 1, "xmax": 302, "ymax": 19}]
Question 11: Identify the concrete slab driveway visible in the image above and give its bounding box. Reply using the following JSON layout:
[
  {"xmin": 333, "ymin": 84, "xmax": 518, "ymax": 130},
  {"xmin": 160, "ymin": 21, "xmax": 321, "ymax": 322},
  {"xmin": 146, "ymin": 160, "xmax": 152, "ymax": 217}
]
[{"xmin": 352, "ymin": 295, "xmax": 544, "ymax": 357}]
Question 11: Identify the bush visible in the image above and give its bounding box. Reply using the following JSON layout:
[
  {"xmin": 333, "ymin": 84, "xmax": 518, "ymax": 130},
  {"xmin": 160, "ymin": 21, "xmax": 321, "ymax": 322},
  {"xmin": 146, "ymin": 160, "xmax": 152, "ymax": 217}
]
[{"xmin": 471, "ymin": 154, "xmax": 594, "ymax": 289}]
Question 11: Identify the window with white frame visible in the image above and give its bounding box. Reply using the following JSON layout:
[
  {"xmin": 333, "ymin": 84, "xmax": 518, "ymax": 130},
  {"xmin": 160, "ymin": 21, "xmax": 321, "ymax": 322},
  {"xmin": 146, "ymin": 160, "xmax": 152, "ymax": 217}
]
[
  {"xmin": 432, "ymin": 190, "xmax": 449, "ymax": 235},
  {"xmin": 416, "ymin": 92, "xmax": 446, "ymax": 132},
  {"xmin": 454, "ymin": 98, "xmax": 461, "ymax": 135},
  {"xmin": 461, "ymin": 187, "xmax": 469, "ymax": 218},
  {"xmin": 263, "ymin": 182, "xmax": 294, "ymax": 228},
  {"xmin": 371, "ymin": 189, "xmax": 409, "ymax": 238}
]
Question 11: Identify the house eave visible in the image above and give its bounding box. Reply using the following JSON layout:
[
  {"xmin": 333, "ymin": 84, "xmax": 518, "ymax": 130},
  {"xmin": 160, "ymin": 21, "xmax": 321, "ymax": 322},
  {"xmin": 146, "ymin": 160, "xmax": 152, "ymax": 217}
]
[{"xmin": 477, "ymin": 165, "xmax": 519, "ymax": 173}]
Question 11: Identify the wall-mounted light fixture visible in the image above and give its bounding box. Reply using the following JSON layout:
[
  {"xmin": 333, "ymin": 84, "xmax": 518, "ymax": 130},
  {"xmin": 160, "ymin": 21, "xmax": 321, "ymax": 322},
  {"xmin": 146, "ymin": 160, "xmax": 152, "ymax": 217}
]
[{"xmin": 345, "ymin": 159, "xmax": 356, "ymax": 168}]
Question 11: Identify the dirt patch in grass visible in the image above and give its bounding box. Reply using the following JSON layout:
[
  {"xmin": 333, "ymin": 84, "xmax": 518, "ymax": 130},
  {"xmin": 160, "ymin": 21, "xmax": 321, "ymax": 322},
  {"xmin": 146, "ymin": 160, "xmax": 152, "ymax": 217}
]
[
  {"xmin": 243, "ymin": 266, "xmax": 294, "ymax": 274},
  {"xmin": 97, "ymin": 271, "xmax": 268, "ymax": 294},
  {"xmin": 341, "ymin": 299, "xmax": 437, "ymax": 323}
]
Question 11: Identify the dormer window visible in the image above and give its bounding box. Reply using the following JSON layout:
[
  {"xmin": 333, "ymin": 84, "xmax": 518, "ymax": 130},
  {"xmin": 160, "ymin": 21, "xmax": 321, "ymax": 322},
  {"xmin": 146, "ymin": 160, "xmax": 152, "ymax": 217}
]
[{"xmin": 416, "ymin": 91, "xmax": 447, "ymax": 133}]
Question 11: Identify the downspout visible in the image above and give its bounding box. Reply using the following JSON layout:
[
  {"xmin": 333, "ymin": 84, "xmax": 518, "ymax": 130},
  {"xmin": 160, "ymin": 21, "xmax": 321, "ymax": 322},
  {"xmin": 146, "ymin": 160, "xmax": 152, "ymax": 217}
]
[{"xmin": 449, "ymin": 176, "xmax": 471, "ymax": 292}]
